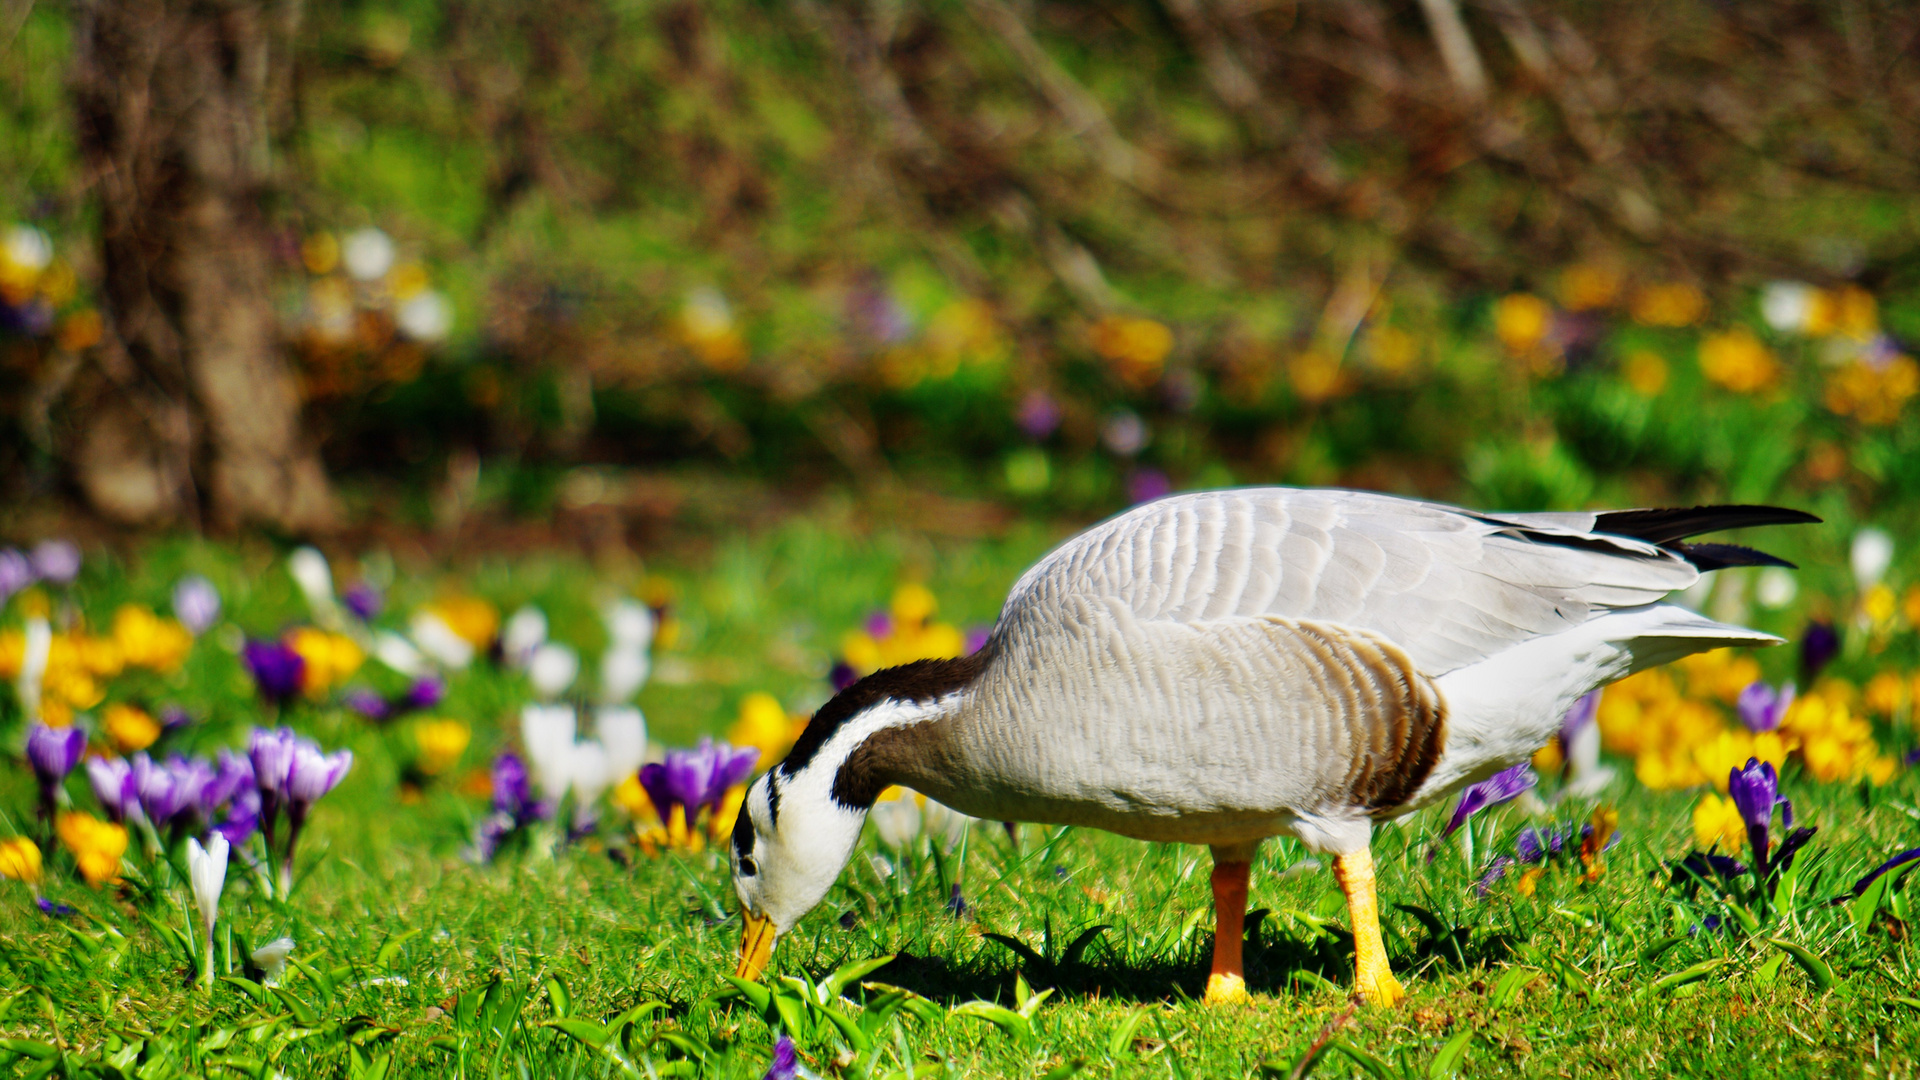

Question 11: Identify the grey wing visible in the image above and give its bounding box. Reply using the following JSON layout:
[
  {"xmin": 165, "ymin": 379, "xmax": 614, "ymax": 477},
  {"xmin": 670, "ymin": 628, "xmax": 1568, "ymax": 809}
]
[{"xmin": 1001, "ymin": 487, "xmax": 1700, "ymax": 676}]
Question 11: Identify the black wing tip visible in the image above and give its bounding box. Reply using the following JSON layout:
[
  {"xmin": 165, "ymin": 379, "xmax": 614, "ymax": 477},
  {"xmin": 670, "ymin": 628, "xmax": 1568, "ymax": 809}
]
[
  {"xmin": 1671, "ymin": 542, "xmax": 1799, "ymax": 572},
  {"xmin": 1594, "ymin": 504, "xmax": 1822, "ymax": 545}
]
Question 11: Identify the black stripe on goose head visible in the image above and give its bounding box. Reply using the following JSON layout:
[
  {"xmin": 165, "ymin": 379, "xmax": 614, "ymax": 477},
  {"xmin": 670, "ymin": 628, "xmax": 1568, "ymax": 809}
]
[{"xmin": 776, "ymin": 642, "xmax": 997, "ymax": 787}]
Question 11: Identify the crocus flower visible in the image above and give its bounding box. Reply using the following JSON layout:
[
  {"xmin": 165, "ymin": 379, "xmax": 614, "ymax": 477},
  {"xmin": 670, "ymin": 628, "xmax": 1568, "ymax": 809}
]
[
  {"xmin": 26, "ymin": 723, "xmax": 86, "ymax": 820},
  {"xmin": 1558, "ymin": 691, "xmax": 1615, "ymax": 797},
  {"xmin": 521, "ymin": 704, "xmax": 580, "ymax": 804},
  {"xmin": 765, "ymin": 1034, "xmax": 798, "ymax": 1080},
  {"xmin": 0, "ymin": 548, "xmax": 32, "ymax": 601},
  {"xmin": 86, "ymin": 757, "xmax": 140, "ymax": 823},
  {"xmin": 344, "ymin": 688, "xmax": 392, "ymax": 722},
  {"xmin": 601, "ymin": 647, "xmax": 650, "ymax": 704},
  {"xmin": 501, "ymin": 606, "xmax": 548, "ymax": 668},
  {"xmin": 469, "ymin": 752, "xmax": 552, "ymax": 862},
  {"xmin": 276, "ymin": 740, "xmax": 351, "ymax": 895},
  {"xmin": 871, "ymin": 797, "xmax": 921, "ymax": 852},
  {"xmin": 171, "ymin": 576, "xmax": 222, "ymax": 635},
  {"xmin": 829, "ymin": 662, "xmax": 859, "ymax": 692},
  {"xmin": 1801, "ymin": 621, "xmax": 1840, "ymax": 682},
  {"xmin": 1127, "ymin": 468, "xmax": 1172, "ymax": 505},
  {"xmin": 251, "ymin": 937, "xmax": 295, "ymax": 986},
  {"xmin": 596, "ymin": 705, "xmax": 648, "ymax": 783},
  {"xmin": 639, "ymin": 738, "xmax": 759, "ymax": 823},
  {"xmin": 528, "ymin": 643, "xmax": 579, "ymax": 699},
  {"xmin": 1736, "ymin": 680, "xmax": 1795, "ymax": 733},
  {"xmin": 57, "ymin": 811, "xmax": 127, "ymax": 886},
  {"xmin": 342, "ymin": 583, "xmax": 382, "ymax": 621},
  {"xmin": 242, "ymin": 640, "xmax": 307, "ymax": 705},
  {"xmin": 1851, "ymin": 528, "xmax": 1894, "ymax": 592},
  {"xmin": 130, "ymin": 753, "xmax": 190, "ymax": 828},
  {"xmin": 0, "ymin": 837, "xmax": 41, "ymax": 884},
  {"xmin": 604, "ymin": 600, "xmax": 655, "ymax": 654},
  {"xmin": 1726, "ymin": 757, "xmax": 1818, "ymax": 887},
  {"xmin": 186, "ymin": 834, "xmax": 228, "ymax": 989},
  {"xmin": 288, "ymin": 547, "xmax": 338, "ymax": 622},
  {"xmin": 1016, "ymin": 390, "xmax": 1061, "ymax": 440},
  {"xmin": 29, "ymin": 540, "xmax": 80, "ymax": 584},
  {"xmin": 1442, "ymin": 763, "xmax": 1537, "ymax": 839}
]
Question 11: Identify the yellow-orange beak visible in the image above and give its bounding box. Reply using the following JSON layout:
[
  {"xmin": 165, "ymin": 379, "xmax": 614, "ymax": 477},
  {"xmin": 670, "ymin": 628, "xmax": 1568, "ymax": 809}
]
[{"xmin": 735, "ymin": 910, "xmax": 776, "ymax": 980}]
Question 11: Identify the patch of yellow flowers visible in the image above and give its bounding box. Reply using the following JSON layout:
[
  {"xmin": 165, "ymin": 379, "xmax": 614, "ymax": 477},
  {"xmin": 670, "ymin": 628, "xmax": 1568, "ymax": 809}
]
[
  {"xmin": 838, "ymin": 584, "xmax": 968, "ymax": 678},
  {"xmin": 1598, "ymin": 650, "xmax": 1905, "ymax": 851},
  {"xmin": 0, "ymin": 603, "xmax": 193, "ymax": 725}
]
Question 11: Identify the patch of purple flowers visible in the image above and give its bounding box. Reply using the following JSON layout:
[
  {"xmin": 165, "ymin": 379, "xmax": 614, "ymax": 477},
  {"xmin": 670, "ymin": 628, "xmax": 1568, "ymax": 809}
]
[
  {"xmin": 345, "ymin": 675, "xmax": 446, "ymax": 723},
  {"xmin": 470, "ymin": 752, "xmax": 554, "ymax": 862},
  {"xmin": 639, "ymin": 738, "xmax": 759, "ymax": 824},
  {"xmin": 247, "ymin": 726, "xmax": 352, "ymax": 895},
  {"xmin": 1736, "ymin": 680, "xmax": 1794, "ymax": 733},
  {"xmin": 343, "ymin": 582, "xmax": 384, "ymax": 621},
  {"xmin": 1441, "ymin": 763, "xmax": 1537, "ymax": 840},
  {"xmin": 242, "ymin": 640, "xmax": 307, "ymax": 705}
]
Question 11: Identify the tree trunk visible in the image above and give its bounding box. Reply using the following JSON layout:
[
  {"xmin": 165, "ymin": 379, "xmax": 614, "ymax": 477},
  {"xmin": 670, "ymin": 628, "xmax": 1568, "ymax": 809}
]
[{"xmin": 69, "ymin": 0, "xmax": 336, "ymax": 532}]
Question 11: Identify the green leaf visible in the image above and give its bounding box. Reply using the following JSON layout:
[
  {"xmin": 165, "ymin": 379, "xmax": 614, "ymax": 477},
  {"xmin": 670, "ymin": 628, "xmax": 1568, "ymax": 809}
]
[
  {"xmin": 287, "ymin": 957, "xmax": 336, "ymax": 1005},
  {"xmin": 1850, "ymin": 871, "xmax": 1892, "ymax": 932},
  {"xmin": 1105, "ymin": 1005, "xmax": 1151, "ymax": 1058},
  {"xmin": 650, "ymin": 1030, "xmax": 714, "ymax": 1062},
  {"xmin": 859, "ymin": 982, "xmax": 944, "ymax": 1025},
  {"xmin": 1890, "ymin": 996, "xmax": 1920, "ymax": 1011},
  {"xmin": 270, "ymin": 986, "xmax": 320, "ymax": 1027},
  {"xmin": 1289, "ymin": 969, "xmax": 1341, "ymax": 996},
  {"xmin": 949, "ymin": 1001, "xmax": 1032, "ymax": 1044},
  {"xmin": 220, "ymin": 976, "xmax": 268, "ymax": 1003},
  {"xmin": 1039, "ymin": 1059, "xmax": 1087, "ymax": 1079},
  {"xmin": 1642, "ymin": 958, "xmax": 1728, "ymax": 997},
  {"xmin": 0, "ymin": 1039, "xmax": 59, "ymax": 1061},
  {"xmin": 544, "ymin": 1019, "xmax": 613, "ymax": 1049},
  {"xmin": 1751, "ymin": 953, "xmax": 1787, "ymax": 988},
  {"xmin": 822, "ymin": 954, "xmax": 896, "ymax": 1001},
  {"xmin": 719, "ymin": 976, "xmax": 772, "ymax": 1014},
  {"xmin": 545, "ymin": 976, "xmax": 571, "ymax": 1020},
  {"xmin": 373, "ymin": 930, "xmax": 420, "ymax": 971},
  {"xmin": 1329, "ymin": 1037, "xmax": 1405, "ymax": 1080},
  {"xmin": 1488, "ymin": 967, "xmax": 1534, "ymax": 1011},
  {"xmin": 1427, "ymin": 1030, "xmax": 1473, "ymax": 1078},
  {"xmin": 816, "ymin": 1002, "xmax": 874, "ymax": 1053},
  {"xmin": 1061, "ymin": 925, "xmax": 1111, "ymax": 967},
  {"xmin": 1765, "ymin": 938, "xmax": 1835, "ymax": 992},
  {"xmin": 981, "ymin": 933, "xmax": 1046, "ymax": 969},
  {"xmin": 1638, "ymin": 935, "xmax": 1688, "ymax": 966}
]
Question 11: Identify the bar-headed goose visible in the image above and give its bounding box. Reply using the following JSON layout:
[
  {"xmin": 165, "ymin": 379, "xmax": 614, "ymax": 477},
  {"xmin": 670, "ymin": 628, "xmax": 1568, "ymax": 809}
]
[{"xmin": 729, "ymin": 488, "xmax": 1814, "ymax": 1005}]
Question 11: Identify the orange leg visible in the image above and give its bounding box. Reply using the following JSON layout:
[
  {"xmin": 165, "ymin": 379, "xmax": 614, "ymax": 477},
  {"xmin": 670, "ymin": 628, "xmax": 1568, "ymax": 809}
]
[
  {"xmin": 1204, "ymin": 843, "xmax": 1258, "ymax": 1004},
  {"xmin": 1333, "ymin": 847, "xmax": 1406, "ymax": 1006}
]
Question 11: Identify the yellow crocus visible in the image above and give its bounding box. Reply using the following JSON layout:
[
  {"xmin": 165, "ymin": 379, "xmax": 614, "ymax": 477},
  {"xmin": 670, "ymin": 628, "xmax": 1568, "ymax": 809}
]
[
  {"xmin": 56, "ymin": 812, "xmax": 126, "ymax": 886},
  {"xmin": 413, "ymin": 718, "xmax": 471, "ymax": 776},
  {"xmin": 111, "ymin": 605, "xmax": 192, "ymax": 673},
  {"xmin": 728, "ymin": 692, "xmax": 807, "ymax": 769},
  {"xmin": 104, "ymin": 702, "xmax": 161, "ymax": 754},
  {"xmin": 1692, "ymin": 795, "xmax": 1747, "ymax": 852},
  {"xmin": 287, "ymin": 628, "xmax": 364, "ymax": 697},
  {"xmin": 0, "ymin": 837, "xmax": 42, "ymax": 884},
  {"xmin": 426, "ymin": 597, "xmax": 500, "ymax": 649}
]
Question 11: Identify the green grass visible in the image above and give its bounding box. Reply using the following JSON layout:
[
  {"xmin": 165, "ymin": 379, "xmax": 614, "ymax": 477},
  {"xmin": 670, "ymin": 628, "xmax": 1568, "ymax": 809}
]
[{"xmin": 1, "ymin": 516, "xmax": 1918, "ymax": 1078}]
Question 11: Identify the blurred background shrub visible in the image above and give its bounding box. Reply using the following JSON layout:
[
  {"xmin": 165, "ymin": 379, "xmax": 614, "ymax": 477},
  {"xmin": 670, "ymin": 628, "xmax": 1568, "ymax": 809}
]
[{"xmin": 2, "ymin": 0, "xmax": 1920, "ymax": 536}]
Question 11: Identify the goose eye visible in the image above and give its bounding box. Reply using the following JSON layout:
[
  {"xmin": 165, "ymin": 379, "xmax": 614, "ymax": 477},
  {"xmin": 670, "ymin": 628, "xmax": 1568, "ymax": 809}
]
[{"xmin": 738, "ymin": 855, "xmax": 758, "ymax": 876}]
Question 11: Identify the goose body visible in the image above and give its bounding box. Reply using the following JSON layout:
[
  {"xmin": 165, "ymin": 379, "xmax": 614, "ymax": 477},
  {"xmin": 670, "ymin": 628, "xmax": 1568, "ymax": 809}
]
[{"xmin": 730, "ymin": 488, "xmax": 1816, "ymax": 1005}]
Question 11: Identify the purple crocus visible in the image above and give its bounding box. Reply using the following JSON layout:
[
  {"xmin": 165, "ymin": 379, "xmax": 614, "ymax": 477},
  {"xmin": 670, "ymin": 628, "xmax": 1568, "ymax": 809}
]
[
  {"xmin": 1736, "ymin": 681, "xmax": 1795, "ymax": 733},
  {"xmin": 1441, "ymin": 763, "xmax": 1538, "ymax": 839},
  {"xmin": 344, "ymin": 688, "xmax": 392, "ymax": 722},
  {"xmin": 1800, "ymin": 621, "xmax": 1840, "ymax": 682},
  {"xmin": 0, "ymin": 549, "xmax": 32, "ymax": 602},
  {"xmin": 248, "ymin": 727, "xmax": 299, "ymax": 800},
  {"xmin": 403, "ymin": 675, "xmax": 446, "ymax": 711},
  {"xmin": 342, "ymin": 583, "xmax": 383, "ymax": 621},
  {"xmin": 639, "ymin": 738, "xmax": 759, "ymax": 823},
  {"xmin": 86, "ymin": 756, "xmax": 140, "ymax": 823},
  {"xmin": 1727, "ymin": 757, "xmax": 1817, "ymax": 888},
  {"xmin": 27, "ymin": 724, "xmax": 85, "ymax": 793},
  {"xmin": 172, "ymin": 576, "xmax": 222, "ymax": 635},
  {"xmin": 242, "ymin": 640, "xmax": 306, "ymax": 705},
  {"xmin": 1560, "ymin": 690, "xmax": 1600, "ymax": 747},
  {"xmin": 964, "ymin": 625, "xmax": 993, "ymax": 655},
  {"xmin": 864, "ymin": 611, "xmax": 894, "ymax": 639},
  {"xmin": 1015, "ymin": 390, "xmax": 1062, "ymax": 440},
  {"xmin": 1474, "ymin": 856, "xmax": 1515, "ymax": 898},
  {"xmin": 28, "ymin": 540, "xmax": 80, "ymax": 585},
  {"xmin": 764, "ymin": 1035, "xmax": 798, "ymax": 1080},
  {"xmin": 130, "ymin": 753, "xmax": 191, "ymax": 827},
  {"xmin": 1845, "ymin": 848, "xmax": 1920, "ymax": 901},
  {"xmin": 246, "ymin": 726, "xmax": 351, "ymax": 895},
  {"xmin": 828, "ymin": 661, "xmax": 859, "ymax": 692},
  {"xmin": 470, "ymin": 752, "xmax": 552, "ymax": 862},
  {"xmin": 1514, "ymin": 824, "xmax": 1571, "ymax": 865},
  {"xmin": 285, "ymin": 742, "xmax": 353, "ymax": 809},
  {"xmin": 1127, "ymin": 468, "xmax": 1172, "ymax": 505}
]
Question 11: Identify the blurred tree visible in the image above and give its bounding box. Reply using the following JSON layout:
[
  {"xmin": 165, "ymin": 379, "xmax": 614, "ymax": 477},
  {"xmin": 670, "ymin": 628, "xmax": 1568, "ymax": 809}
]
[{"xmin": 67, "ymin": 0, "xmax": 335, "ymax": 531}]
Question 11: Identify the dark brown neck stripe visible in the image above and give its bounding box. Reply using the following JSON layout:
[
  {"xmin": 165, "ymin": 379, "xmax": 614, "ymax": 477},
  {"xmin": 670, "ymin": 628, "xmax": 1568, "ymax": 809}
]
[{"xmin": 773, "ymin": 641, "xmax": 996, "ymax": 813}]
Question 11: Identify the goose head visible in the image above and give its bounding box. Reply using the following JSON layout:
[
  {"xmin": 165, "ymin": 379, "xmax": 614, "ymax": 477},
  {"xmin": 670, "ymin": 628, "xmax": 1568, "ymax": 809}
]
[{"xmin": 727, "ymin": 651, "xmax": 992, "ymax": 980}]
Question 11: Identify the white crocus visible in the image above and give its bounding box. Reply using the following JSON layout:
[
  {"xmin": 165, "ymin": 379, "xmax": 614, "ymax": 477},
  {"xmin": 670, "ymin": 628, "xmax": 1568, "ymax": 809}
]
[
  {"xmin": 501, "ymin": 606, "xmax": 548, "ymax": 668},
  {"xmin": 251, "ymin": 937, "xmax": 296, "ymax": 986},
  {"xmin": 373, "ymin": 630, "xmax": 429, "ymax": 678},
  {"xmin": 17, "ymin": 615, "xmax": 50, "ymax": 722},
  {"xmin": 1755, "ymin": 566, "xmax": 1799, "ymax": 610},
  {"xmin": 600, "ymin": 647, "xmax": 650, "ymax": 704},
  {"xmin": 288, "ymin": 547, "xmax": 340, "ymax": 626},
  {"xmin": 528, "ymin": 643, "xmax": 580, "ymax": 700},
  {"xmin": 411, "ymin": 611, "xmax": 475, "ymax": 669},
  {"xmin": 595, "ymin": 706, "xmax": 648, "ymax": 782},
  {"xmin": 566, "ymin": 740, "xmax": 613, "ymax": 830},
  {"xmin": 187, "ymin": 834, "xmax": 230, "ymax": 989},
  {"xmin": 870, "ymin": 798, "xmax": 921, "ymax": 853},
  {"xmin": 604, "ymin": 600, "xmax": 655, "ymax": 653},
  {"xmin": 1562, "ymin": 718, "xmax": 1617, "ymax": 798},
  {"xmin": 921, "ymin": 799, "xmax": 973, "ymax": 853},
  {"xmin": 1761, "ymin": 281, "xmax": 1815, "ymax": 334},
  {"xmin": 1852, "ymin": 528, "xmax": 1894, "ymax": 593},
  {"xmin": 520, "ymin": 703, "xmax": 578, "ymax": 804}
]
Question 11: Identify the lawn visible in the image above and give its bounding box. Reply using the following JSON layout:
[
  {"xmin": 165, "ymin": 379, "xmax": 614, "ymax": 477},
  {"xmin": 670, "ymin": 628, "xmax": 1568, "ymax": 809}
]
[{"xmin": 1, "ymin": 512, "xmax": 1917, "ymax": 1079}]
